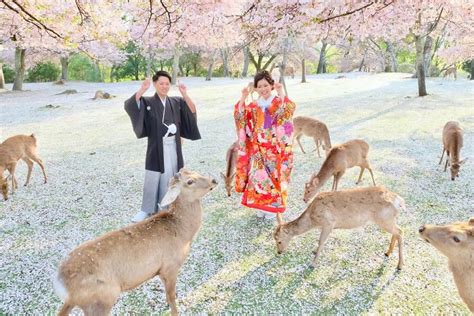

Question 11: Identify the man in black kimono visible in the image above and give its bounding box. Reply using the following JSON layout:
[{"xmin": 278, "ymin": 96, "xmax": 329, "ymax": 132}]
[{"xmin": 124, "ymin": 71, "xmax": 201, "ymax": 222}]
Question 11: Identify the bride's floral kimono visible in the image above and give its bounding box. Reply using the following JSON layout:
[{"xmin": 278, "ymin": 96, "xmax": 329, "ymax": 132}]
[{"xmin": 233, "ymin": 95, "xmax": 296, "ymax": 213}]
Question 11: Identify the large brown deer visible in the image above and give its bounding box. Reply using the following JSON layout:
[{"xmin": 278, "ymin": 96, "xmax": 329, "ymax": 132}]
[
  {"xmin": 0, "ymin": 134, "xmax": 47, "ymax": 200},
  {"xmin": 439, "ymin": 121, "xmax": 466, "ymax": 180},
  {"xmin": 53, "ymin": 169, "xmax": 217, "ymax": 316},
  {"xmin": 292, "ymin": 116, "xmax": 331, "ymax": 158},
  {"xmin": 303, "ymin": 139, "xmax": 375, "ymax": 203},
  {"xmin": 220, "ymin": 141, "xmax": 238, "ymax": 197},
  {"xmin": 274, "ymin": 186, "xmax": 405, "ymax": 270},
  {"xmin": 419, "ymin": 218, "xmax": 474, "ymax": 312}
]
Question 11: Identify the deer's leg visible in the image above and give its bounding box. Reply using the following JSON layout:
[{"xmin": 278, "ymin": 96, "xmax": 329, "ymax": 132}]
[
  {"xmin": 160, "ymin": 270, "xmax": 179, "ymax": 316},
  {"xmin": 356, "ymin": 167, "xmax": 365, "ymax": 184},
  {"xmin": 333, "ymin": 171, "xmax": 344, "ymax": 191},
  {"xmin": 367, "ymin": 166, "xmax": 376, "ymax": 186},
  {"xmin": 58, "ymin": 302, "xmax": 74, "ymax": 316},
  {"xmin": 295, "ymin": 134, "xmax": 305, "ymax": 153},
  {"xmin": 380, "ymin": 221, "xmax": 404, "ymax": 270},
  {"xmin": 311, "ymin": 225, "xmax": 333, "ymax": 268},
  {"xmin": 29, "ymin": 154, "xmax": 47, "ymax": 184},
  {"xmin": 8, "ymin": 165, "xmax": 16, "ymax": 194},
  {"xmin": 314, "ymin": 138, "xmax": 321, "ymax": 158},
  {"xmin": 331, "ymin": 175, "xmax": 337, "ymax": 191},
  {"xmin": 83, "ymin": 301, "xmax": 114, "ymax": 316},
  {"xmin": 276, "ymin": 212, "xmax": 283, "ymax": 225},
  {"xmin": 22, "ymin": 158, "xmax": 34, "ymax": 186},
  {"xmin": 439, "ymin": 149, "xmax": 445, "ymax": 165},
  {"xmin": 444, "ymin": 152, "xmax": 450, "ymax": 172}
]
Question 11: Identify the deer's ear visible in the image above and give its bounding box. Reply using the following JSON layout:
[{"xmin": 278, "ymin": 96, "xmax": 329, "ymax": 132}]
[
  {"xmin": 460, "ymin": 158, "xmax": 468, "ymax": 165},
  {"xmin": 311, "ymin": 178, "xmax": 319, "ymax": 186},
  {"xmin": 220, "ymin": 172, "xmax": 226, "ymax": 179},
  {"xmin": 230, "ymin": 172, "xmax": 236, "ymax": 179},
  {"xmin": 468, "ymin": 218, "xmax": 474, "ymax": 226},
  {"xmin": 160, "ymin": 183, "xmax": 181, "ymax": 207}
]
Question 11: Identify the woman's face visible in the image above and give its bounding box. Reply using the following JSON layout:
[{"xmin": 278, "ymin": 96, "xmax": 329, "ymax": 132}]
[
  {"xmin": 255, "ymin": 78, "xmax": 273, "ymax": 99},
  {"xmin": 153, "ymin": 76, "xmax": 171, "ymax": 97}
]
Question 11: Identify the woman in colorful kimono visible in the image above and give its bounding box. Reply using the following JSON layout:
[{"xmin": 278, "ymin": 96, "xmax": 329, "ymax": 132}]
[{"xmin": 234, "ymin": 70, "xmax": 296, "ymax": 221}]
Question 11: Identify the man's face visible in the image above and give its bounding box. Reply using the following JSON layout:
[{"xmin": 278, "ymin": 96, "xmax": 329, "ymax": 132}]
[{"xmin": 153, "ymin": 76, "xmax": 171, "ymax": 96}]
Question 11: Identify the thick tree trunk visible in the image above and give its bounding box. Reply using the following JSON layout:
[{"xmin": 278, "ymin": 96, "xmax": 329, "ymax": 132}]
[
  {"xmin": 0, "ymin": 63, "xmax": 5, "ymax": 89},
  {"xmin": 301, "ymin": 58, "xmax": 306, "ymax": 83},
  {"xmin": 221, "ymin": 48, "xmax": 229, "ymax": 77},
  {"xmin": 415, "ymin": 36, "xmax": 427, "ymax": 96},
  {"xmin": 60, "ymin": 56, "xmax": 68, "ymax": 80},
  {"xmin": 242, "ymin": 46, "xmax": 249, "ymax": 77},
  {"xmin": 206, "ymin": 49, "xmax": 217, "ymax": 81},
  {"xmin": 13, "ymin": 47, "xmax": 26, "ymax": 91},
  {"xmin": 172, "ymin": 48, "xmax": 180, "ymax": 84},
  {"xmin": 386, "ymin": 42, "xmax": 398, "ymax": 72},
  {"xmin": 317, "ymin": 41, "xmax": 327, "ymax": 74},
  {"xmin": 423, "ymin": 36, "xmax": 433, "ymax": 77},
  {"xmin": 469, "ymin": 60, "xmax": 474, "ymax": 80}
]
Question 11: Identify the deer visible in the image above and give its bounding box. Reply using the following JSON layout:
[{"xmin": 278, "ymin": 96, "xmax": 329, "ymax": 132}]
[
  {"xmin": 220, "ymin": 141, "xmax": 238, "ymax": 197},
  {"xmin": 274, "ymin": 186, "xmax": 405, "ymax": 270},
  {"xmin": 303, "ymin": 139, "xmax": 376, "ymax": 203},
  {"xmin": 53, "ymin": 169, "xmax": 218, "ymax": 316},
  {"xmin": 439, "ymin": 121, "xmax": 466, "ymax": 180},
  {"xmin": 292, "ymin": 116, "xmax": 332, "ymax": 158},
  {"xmin": 419, "ymin": 218, "xmax": 474, "ymax": 312},
  {"xmin": 0, "ymin": 134, "xmax": 47, "ymax": 201},
  {"xmin": 443, "ymin": 67, "xmax": 457, "ymax": 80}
]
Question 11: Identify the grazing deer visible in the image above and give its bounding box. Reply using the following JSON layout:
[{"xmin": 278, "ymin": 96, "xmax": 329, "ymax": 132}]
[
  {"xmin": 221, "ymin": 141, "xmax": 238, "ymax": 197},
  {"xmin": 419, "ymin": 218, "xmax": 474, "ymax": 312},
  {"xmin": 303, "ymin": 139, "xmax": 376, "ymax": 203},
  {"xmin": 439, "ymin": 121, "xmax": 466, "ymax": 180},
  {"xmin": 0, "ymin": 134, "xmax": 47, "ymax": 200},
  {"xmin": 274, "ymin": 186, "xmax": 405, "ymax": 270},
  {"xmin": 443, "ymin": 67, "xmax": 457, "ymax": 80},
  {"xmin": 292, "ymin": 116, "xmax": 332, "ymax": 158},
  {"xmin": 53, "ymin": 169, "xmax": 217, "ymax": 316}
]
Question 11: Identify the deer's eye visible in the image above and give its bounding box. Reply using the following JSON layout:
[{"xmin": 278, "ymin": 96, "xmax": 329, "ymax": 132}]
[
  {"xmin": 187, "ymin": 179, "xmax": 194, "ymax": 185},
  {"xmin": 453, "ymin": 236, "xmax": 460, "ymax": 243}
]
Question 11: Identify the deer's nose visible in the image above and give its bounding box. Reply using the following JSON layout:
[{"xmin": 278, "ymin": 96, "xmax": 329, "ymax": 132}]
[{"xmin": 418, "ymin": 226, "xmax": 426, "ymax": 233}]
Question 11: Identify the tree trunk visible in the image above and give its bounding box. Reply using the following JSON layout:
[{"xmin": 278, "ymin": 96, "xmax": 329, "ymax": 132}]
[
  {"xmin": 95, "ymin": 61, "xmax": 104, "ymax": 82},
  {"xmin": 221, "ymin": 48, "xmax": 229, "ymax": 77},
  {"xmin": 317, "ymin": 41, "xmax": 327, "ymax": 74},
  {"xmin": 415, "ymin": 36, "xmax": 427, "ymax": 96},
  {"xmin": 386, "ymin": 42, "xmax": 398, "ymax": 72},
  {"xmin": 242, "ymin": 46, "xmax": 249, "ymax": 77},
  {"xmin": 280, "ymin": 37, "xmax": 290, "ymax": 96},
  {"xmin": 469, "ymin": 60, "xmax": 474, "ymax": 80},
  {"xmin": 13, "ymin": 47, "xmax": 26, "ymax": 91},
  {"xmin": 301, "ymin": 58, "xmax": 306, "ymax": 83},
  {"xmin": 423, "ymin": 36, "xmax": 433, "ymax": 77},
  {"xmin": 60, "ymin": 56, "xmax": 68, "ymax": 80},
  {"xmin": 172, "ymin": 48, "xmax": 180, "ymax": 84},
  {"xmin": 206, "ymin": 49, "xmax": 217, "ymax": 81},
  {"xmin": 0, "ymin": 63, "xmax": 5, "ymax": 89}
]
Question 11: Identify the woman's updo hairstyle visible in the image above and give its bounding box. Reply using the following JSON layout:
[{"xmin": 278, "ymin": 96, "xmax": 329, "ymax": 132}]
[{"xmin": 253, "ymin": 70, "xmax": 274, "ymax": 88}]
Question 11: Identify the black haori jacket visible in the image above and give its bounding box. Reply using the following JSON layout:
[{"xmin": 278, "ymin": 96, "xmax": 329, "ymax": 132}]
[{"xmin": 124, "ymin": 93, "xmax": 201, "ymax": 172}]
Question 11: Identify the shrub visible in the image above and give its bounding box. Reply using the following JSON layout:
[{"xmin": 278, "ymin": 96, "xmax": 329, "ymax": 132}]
[{"xmin": 26, "ymin": 62, "xmax": 60, "ymax": 82}]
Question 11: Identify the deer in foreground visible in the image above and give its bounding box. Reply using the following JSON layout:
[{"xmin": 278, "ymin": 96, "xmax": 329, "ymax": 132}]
[
  {"xmin": 419, "ymin": 218, "xmax": 474, "ymax": 312},
  {"xmin": 274, "ymin": 186, "xmax": 405, "ymax": 270},
  {"xmin": 303, "ymin": 139, "xmax": 376, "ymax": 203},
  {"xmin": 0, "ymin": 134, "xmax": 47, "ymax": 200},
  {"xmin": 221, "ymin": 141, "xmax": 238, "ymax": 197},
  {"xmin": 292, "ymin": 116, "xmax": 332, "ymax": 158},
  {"xmin": 439, "ymin": 121, "xmax": 466, "ymax": 180},
  {"xmin": 53, "ymin": 169, "xmax": 217, "ymax": 316}
]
